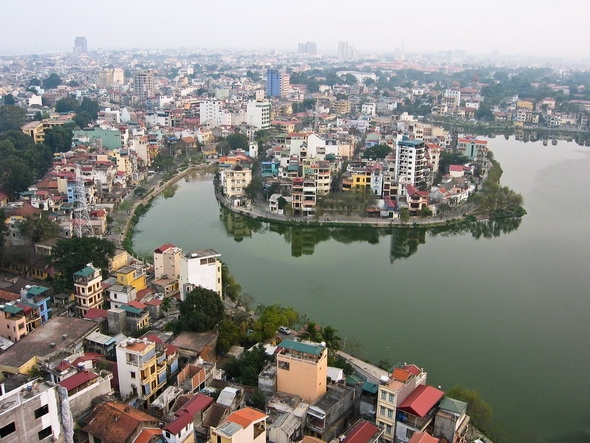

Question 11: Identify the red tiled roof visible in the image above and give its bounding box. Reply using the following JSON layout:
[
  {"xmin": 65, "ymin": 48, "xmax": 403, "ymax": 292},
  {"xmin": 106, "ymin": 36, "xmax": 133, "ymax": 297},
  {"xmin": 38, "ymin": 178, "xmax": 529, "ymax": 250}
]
[
  {"xmin": 402, "ymin": 364, "xmax": 422, "ymax": 376},
  {"xmin": 343, "ymin": 420, "xmax": 381, "ymax": 443},
  {"xmin": 136, "ymin": 288, "xmax": 154, "ymax": 302},
  {"xmin": 177, "ymin": 393, "xmax": 214, "ymax": 417},
  {"xmin": 154, "ymin": 243, "xmax": 176, "ymax": 253},
  {"xmin": 164, "ymin": 411, "xmax": 193, "ymax": 435},
  {"xmin": 127, "ymin": 300, "xmax": 147, "ymax": 310},
  {"xmin": 449, "ymin": 165, "xmax": 463, "ymax": 172},
  {"xmin": 84, "ymin": 308, "xmax": 108, "ymax": 320},
  {"xmin": 55, "ymin": 360, "xmax": 75, "ymax": 372},
  {"xmin": 83, "ymin": 402, "xmax": 158, "ymax": 443},
  {"xmin": 398, "ymin": 385, "xmax": 444, "ymax": 418},
  {"xmin": 59, "ymin": 370, "xmax": 98, "ymax": 392}
]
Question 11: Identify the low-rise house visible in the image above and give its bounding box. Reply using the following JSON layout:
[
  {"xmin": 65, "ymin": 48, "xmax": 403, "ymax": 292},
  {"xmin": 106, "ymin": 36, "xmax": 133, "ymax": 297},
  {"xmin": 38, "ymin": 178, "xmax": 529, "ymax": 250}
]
[
  {"xmin": 394, "ymin": 385, "xmax": 444, "ymax": 443},
  {"xmin": 58, "ymin": 368, "xmax": 114, "ymax": 419},
  {"xmin": 305, "ymin": 384, "xmax": 355, "ymax": 441},
  {"xmin": 432, "ymin": 397, "xmax": 469, "ymax": 443},
  {"xmin": 211, "ymin": 407, "xmax": 268, "ymax": 443},
  {"xmin": 81, "ymin": 401, "xmax": 160, "ymax": 443}
]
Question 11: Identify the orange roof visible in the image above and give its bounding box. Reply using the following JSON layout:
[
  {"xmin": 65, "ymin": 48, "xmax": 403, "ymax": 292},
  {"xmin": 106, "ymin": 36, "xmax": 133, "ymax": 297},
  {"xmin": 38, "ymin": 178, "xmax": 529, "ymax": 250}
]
[
  {"xmin": 226, "ymin": 407, "xmax": 266, "ymax": 428},
  {"xmin": 391, "ymin": 368, "xmax": 411, "ymax": 382},
  {"xmin": 131, "ymin": 427, "xmax": 162, "ymax": 443}
]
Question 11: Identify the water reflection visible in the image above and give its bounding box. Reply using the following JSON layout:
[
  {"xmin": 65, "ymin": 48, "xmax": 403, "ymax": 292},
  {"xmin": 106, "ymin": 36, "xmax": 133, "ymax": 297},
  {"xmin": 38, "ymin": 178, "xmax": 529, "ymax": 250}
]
[{"xmin": 219, "ymin": 207, "xmax": 522, "ymax": 261}]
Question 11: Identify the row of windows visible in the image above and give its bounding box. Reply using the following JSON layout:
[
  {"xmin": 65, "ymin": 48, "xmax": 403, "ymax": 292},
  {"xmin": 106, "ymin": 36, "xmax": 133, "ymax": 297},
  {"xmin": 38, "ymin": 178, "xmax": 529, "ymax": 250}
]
[{"xmin": 380, "ymin": 390, "xmax": 396, "ymax": 403}]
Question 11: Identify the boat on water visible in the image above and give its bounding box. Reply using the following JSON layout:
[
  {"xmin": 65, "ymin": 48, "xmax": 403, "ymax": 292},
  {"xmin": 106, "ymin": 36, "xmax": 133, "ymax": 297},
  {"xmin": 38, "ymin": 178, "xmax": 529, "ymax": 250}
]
[
  {"xmin": 543, "ymin": 139, "xmax": 548, "ymax": 146},
  {"xmin": 552, "ymin": 138, "xmax": 558, "ymax": 145}
]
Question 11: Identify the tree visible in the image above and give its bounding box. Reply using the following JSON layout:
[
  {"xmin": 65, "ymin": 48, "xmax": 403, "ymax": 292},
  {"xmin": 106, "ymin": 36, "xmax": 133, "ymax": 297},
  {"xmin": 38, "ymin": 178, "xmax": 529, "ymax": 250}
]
[
  {"xmin": 77, "ymin": 98, "xmax": 99, "ymax": 120},
  {"xmin": 29, "ymin": 78, "xmax": 41, "ymax": 87},
  {"xmin": 221, "ymin": 262, "xmax": 242, "ymax": 302},
  {"xmin": 252, "ymin": 304, "xmax": 298, "ymax": 340},
  {"xmin": 17, "ymin": 214, "xmax": 60, "ymax": 243},
  {"xmin": 217, "ymin": 319, "xmax": 244, "ymax": 353},
  {"xmin": 50, "ymin": 237, "xmax": 116, "ymax": 289},
  {"xmin": 446, "ymin": 385, "xmax": 494, "ymax": 433},
  {"xmin": 0, "ymin": 209, "xmax": 6, "ymax": 260},
  {"xmin": 244, "ymin": 175, "xmax": 263, "ymax": 202},
  {"xmin": 42, "ymin": 73, "xmax": 62, "ymax": 90},
  {"xmin": 226, "ymin": 133, "xmax": 249, "ymax": 151},
  {"xmin": 43, "ymin": 125, "xmax": 73, "ymax": 153},
  {"xmin": 55, "ymin": 97, "xmax": 79, "ymax": 113},
  {"xmin": 2, "ymin": 94, "xmax": 15, "ymax": 106},
  {"xmin": 0, "ymin": 106, "xmax": 27, "ymax": 132},
  {"xmin": 321, "ymin": 325, "xmax": 342, "ymax": 353},
  {"xmin": 300, "ymin": 321, "xmax": 322, "ymax": 342},
  {"xmin": 363, "ymin": 144, "xmax": 392, "ymax": 159},
  {"xmin": 179, "ymin": 287, "xmax": 225, "ymax": 332},
  {"xmin": 399, "ymin": 207, "xmax": 410, "ymax": 224}
]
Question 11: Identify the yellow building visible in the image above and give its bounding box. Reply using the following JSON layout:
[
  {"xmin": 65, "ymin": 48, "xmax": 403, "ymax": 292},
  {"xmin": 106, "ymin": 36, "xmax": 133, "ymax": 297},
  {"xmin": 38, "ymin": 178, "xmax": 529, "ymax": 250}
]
[
  {"xmin": 74, "ymin": 264, "xmax": 105, "ymax": 316},
  {"xmin": 516, "ymin": 99, "xmax": 535, "ymax": 111},
  {"xmin": 276, "ymin": 340, "xmax": 327, "ymax": 403},
  {"xmin": 116, "ymin": 265, "xmax": 147, "ymax": 292}
]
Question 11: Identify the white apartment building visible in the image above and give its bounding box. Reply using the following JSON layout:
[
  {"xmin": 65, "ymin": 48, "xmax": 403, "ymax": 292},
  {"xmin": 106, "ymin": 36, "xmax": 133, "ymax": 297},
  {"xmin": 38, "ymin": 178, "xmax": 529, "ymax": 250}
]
[
  {"xmin": 221, "ymin": 164, "xmax": 252, "ymax": 199},
  {"xmin": 246, "ymin": 100, "xmax": 271, "ymax": 130},
  {"xmin": 116, "ymin": 337, "xmax": 162, "ymax": 406},
  {"xmin": 394, "ymin": 138, "xmax": 428, "ymax": 187},
  {"xmin": 178, "ymin": 249, "xmax": 222, "ymax": 301},
  {"xmin": 200, "ymin": 100, "xmax": 231, "ymax": 128}
]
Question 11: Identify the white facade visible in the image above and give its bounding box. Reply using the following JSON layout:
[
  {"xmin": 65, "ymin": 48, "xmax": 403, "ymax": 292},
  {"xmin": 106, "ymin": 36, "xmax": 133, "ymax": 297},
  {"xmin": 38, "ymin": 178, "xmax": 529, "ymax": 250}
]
[
  {"xmin": 0, "ymin": 378, "xmax": 62, "ymax": 443},
  {"xmin": 200, "ymin": 100, "xmax": 232, "ymax": 128},
  {"xmin": 394, "ymin": 139, "xmax": 428, "ymax": 186},
  {"xmin": 246, "ymin": 100, "xmax": 271, "ymax": 130},
  {"xmin": 179, "ymin": 249, "xmax": 222, "ymax": 300}
]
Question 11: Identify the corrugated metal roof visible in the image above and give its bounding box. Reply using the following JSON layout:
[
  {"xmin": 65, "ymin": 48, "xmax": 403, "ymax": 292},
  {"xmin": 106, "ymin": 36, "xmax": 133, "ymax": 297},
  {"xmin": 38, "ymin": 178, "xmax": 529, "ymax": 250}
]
[{"xmin": 279, "ymin": 340, "xmax": 324, "ymax": 356}]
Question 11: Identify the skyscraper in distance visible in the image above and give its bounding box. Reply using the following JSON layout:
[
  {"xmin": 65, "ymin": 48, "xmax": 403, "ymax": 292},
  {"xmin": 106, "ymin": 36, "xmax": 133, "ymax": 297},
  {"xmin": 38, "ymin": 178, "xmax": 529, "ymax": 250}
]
[
  {"xmin": 74, "ymin": 36, "xmax": 87, "ymax": 54},
  {"xmin": 338, "ymin": 41, "xmax": 348, "ymax": 60},
  {"xmin": 73, "ymin": 36, "xmax": 87, "ymax": 55},
  {"xmin": 266, "ymin": 69, "xmax": 281, "ymax": 97}
]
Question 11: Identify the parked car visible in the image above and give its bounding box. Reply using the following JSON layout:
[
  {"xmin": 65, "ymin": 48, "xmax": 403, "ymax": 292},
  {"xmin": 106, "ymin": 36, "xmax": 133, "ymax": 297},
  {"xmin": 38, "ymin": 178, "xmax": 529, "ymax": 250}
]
[{"xmin": 278, "ymin": 326, "xmax": 292, "ymax": 335}]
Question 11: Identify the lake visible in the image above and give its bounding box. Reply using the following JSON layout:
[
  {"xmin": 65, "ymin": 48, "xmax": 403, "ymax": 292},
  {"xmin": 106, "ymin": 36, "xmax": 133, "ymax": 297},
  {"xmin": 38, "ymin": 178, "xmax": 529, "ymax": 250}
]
[{"xmin": 133, "ymin": 137, "xmax": 590, "ymax": 442}]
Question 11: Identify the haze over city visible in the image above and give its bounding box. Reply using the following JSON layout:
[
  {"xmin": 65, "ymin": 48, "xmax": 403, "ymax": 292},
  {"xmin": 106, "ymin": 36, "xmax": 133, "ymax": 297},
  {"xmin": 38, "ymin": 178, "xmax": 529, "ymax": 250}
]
[{"xmin": 2, "ymin": 0, "xmax": 590, "ymax": 59}]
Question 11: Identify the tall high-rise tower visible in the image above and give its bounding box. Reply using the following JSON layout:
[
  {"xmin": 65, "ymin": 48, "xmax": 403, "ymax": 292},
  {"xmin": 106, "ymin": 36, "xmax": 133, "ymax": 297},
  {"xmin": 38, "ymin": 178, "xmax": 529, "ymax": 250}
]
[
  {"xmin": 266, "ymin": 69, "xmax": 281, "ymax": 97},
  {"xmin": 338, "ymin": 41, "xmax": 349, "ymax": 60},
  {"xmin": 133, "ymin": 70, "xmax": 155, "ymax": 101},
  {"xmin": 73, "ymin": 36, "xmax": 87, "ymax": 55}
]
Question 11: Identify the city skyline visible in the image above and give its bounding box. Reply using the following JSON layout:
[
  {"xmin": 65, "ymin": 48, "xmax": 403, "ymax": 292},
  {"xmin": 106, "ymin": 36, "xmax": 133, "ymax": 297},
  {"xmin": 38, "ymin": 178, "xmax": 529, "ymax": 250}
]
[{"xmin": 1, "ymin": 0, "xmax": 589, "ymax": 59}]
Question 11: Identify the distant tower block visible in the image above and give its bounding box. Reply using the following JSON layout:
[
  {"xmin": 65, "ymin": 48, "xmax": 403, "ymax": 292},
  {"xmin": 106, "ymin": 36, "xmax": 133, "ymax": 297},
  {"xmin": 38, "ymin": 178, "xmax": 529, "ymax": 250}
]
[{"xmin": 74, "ymin": 36, "xmax": 87, "ymax": 55}]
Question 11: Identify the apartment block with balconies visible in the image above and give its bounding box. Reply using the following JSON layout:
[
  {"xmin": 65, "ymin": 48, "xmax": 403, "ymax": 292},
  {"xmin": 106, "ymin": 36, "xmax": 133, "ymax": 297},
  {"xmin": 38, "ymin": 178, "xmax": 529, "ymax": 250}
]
[{"xmin": 74, "ymin": 264, "xmax": 105, "ymax": 316}]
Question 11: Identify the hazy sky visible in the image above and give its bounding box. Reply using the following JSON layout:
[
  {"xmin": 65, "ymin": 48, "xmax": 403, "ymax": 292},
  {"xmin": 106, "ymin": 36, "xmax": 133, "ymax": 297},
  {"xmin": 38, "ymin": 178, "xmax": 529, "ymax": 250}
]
[{"xmin": 2, "ymin": 0, "xmax": 589, "ymax": 58}]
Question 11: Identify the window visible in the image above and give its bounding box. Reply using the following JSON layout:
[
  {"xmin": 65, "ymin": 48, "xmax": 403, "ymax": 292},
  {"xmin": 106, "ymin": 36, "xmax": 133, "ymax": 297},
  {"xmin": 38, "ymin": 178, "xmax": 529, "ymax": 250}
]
[
  {"xmin": 0, "ymin": 422, "xmax": 15, "ymax": 438},
  {"xmin": 406, "ymin": 429, "xmax": 414, "ymax": 439},
  {"xmin": 386, "ymin": 424, "xmax": 392, "ymax": 434},
  {"xmin": 389, "ymin": 393, "xmax": 395, "ymax": 402},
  {"xmin": 387, "ymin": 408, "xmax": 393, "ymax": 418},
  {"xmin": 38, "ymin": 426, "xmax": 52, "ymax": 440},
  {"xmin": 34, "ymin": 404, "xmax": 49, "ymax": 419},
  {"xmin": 380, "ymin": 406, "xmax": 386, "ymax": 416},
  {"xmin": 130, "ymin": 371, "xmax": 136, "ymax": 379},
  {"xmin": 380, "ymin": 390, "xmax": 386, "ymax": 400}
]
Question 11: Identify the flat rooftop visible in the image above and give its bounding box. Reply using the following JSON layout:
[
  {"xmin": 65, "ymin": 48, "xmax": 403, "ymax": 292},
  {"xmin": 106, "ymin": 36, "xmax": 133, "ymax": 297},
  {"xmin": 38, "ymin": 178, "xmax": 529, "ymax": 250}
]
[{"xmin": 0, "ymin": 317, "xmax": 100, "ymax": 370}]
